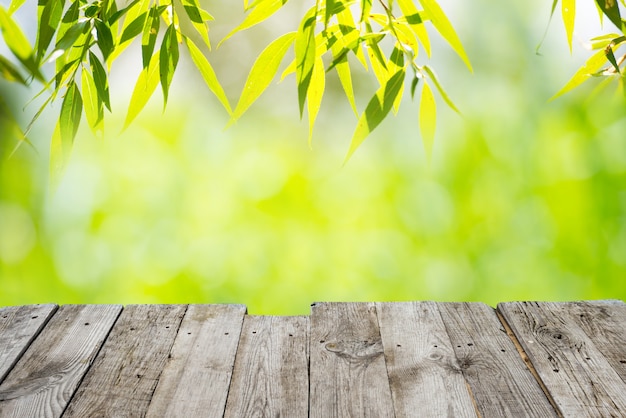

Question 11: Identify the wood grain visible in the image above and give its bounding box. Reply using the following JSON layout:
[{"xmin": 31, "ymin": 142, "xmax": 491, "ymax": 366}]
[
  {"xmin": 0, "ymin": 305, "xmax": 121, "ymax": 418},
  {"xmin": 63, "ymin": 304, "xmax": 187, "ymax": 418},
  {"xmin": 224, "ymin": 315, "xmax": 309, "ymax": 418},
  {"xmin": 309, "ymin": 302, "xmax": 394, "ymax": 418},
  {"xmin": 376, "ymin": 301, "xmax": 477, "ymax": 418},
  {"xmin": 498, "ymin": 301, "xmax": 626, "ymax": 417},
  {"xmin": 439, "ymin": 302, "xmax": 557, "ymax": 417},
  {"xmin": 0, "ymin": 304, "xmax": 57, "ymax": 384},
  {"xmin": 145, "ymin": 304, "xmax": 247, "ymax": 418}
]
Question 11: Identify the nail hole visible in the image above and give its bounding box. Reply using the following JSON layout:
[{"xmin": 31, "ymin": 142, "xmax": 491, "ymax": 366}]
[
  {"xmin": 553, "ymin": 369, "xmax": 559, "ymax": 373},
  {"xmin": 501, "ymin": 349, "xmax": 506, "ymax": 352},
  {"xmin": 467, "ymin": 343, "xmax": 473, "ymax": 346},
  {"xmin": 84, "ymin": 322, "xmax": 90, "ymax": 326},
  {"xmin": 397, "ymin": 344, "xmax": 401, "ymax": 347},
  {"xmin": 319, "ymin": 340, "xmax": 325, "ymax": 344},
  {"xmin": 289, "ymin": 334, "xmax": 293, "ymax": 337},
  {"xmin": 31, "ymin": 316, "xmax": 38, "ymax": 319}
]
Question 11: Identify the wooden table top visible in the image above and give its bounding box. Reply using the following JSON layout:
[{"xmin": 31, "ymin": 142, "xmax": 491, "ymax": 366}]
[{"xmin": 0, "ymin": 300, "xmax": 625, "ymax": 417}]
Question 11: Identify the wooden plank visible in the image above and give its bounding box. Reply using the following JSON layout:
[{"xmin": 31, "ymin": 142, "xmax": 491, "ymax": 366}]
[
  {"xmin": 145, "ymin": 304, "xmax": 247, "ymax": 418},
  {"xmin": 498, "ymin": 301, "xmax": 626, "ymax": 417},
  {"xmin": 309, "ymin": 302, "xmax": 394, "ymax": 418},
  {"xmin": 63, "ymin": 305, "xmax": 187, "ymax": 418},
  {"xmin": 376, "ymin": 302, "xmax": 477, "ymax": 417},
  {"xmin": 224, "ymin": 315, "xmax": 309, "ymax": 418},
  {"xmin": 0, "ymin": 305, "xmax": 122, "ymax": 418},
  {"xmin": 559, "ymin": 300, "xmax": 626, "ymax": 384},
  {"xmin": 439, "ymin": 302, "xmax": 557, "ymax": 417},
  {"xmin": 0, "ymin": 304, "xmax": 58, "ymax": 383}
]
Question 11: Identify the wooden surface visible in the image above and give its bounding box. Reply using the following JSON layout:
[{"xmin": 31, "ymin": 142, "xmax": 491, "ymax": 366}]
[{"xmin": 0, "ymin": 300, "xmax": 625, "ymax": 417}]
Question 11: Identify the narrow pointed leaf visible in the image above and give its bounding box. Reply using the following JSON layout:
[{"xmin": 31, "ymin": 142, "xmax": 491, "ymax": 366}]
[
  {"xmin": 230, "ymin": 31, "xmax": 296, "ymax": 123},
  {"xmin": 397, "ymin": 0, "xmax": 431, "ymax": 56},
  {"xmin": 120, "ymin": 12, "xmax": 148, "ymax": 44},
  {"xmin": 81, "ymin": 68, "xmax": 104, "ymax": 134},
  {"xmin": 8, "ymin": 0, "xmax": 26, "ymax": 14},
  {"xmin": 307, "ymin": 55, "xmax": 325, "ymax": 145},
  {"xmin": 219, "ymin": 0, "xmax": 290, "ymax": 47},
  {"xmin": 36, "ymin": 0, "xmax": 65, "ymax": 61},
  {"xmin": 0, "ymin": 6, "xmax": 39, "ymax": 75},
  {"xmin": 59, "ymin": 81, "xmax": 82, "ymax": 146},
  {"xmin": 90, "ymin": 52, "xmax": 111, "ymax": 111},
  {"xmin": 419, "ymin": 0, "xmax": 472, "ymax": 71},
  {"xmin": 51, "ymin": 20, "xmax": 89, "ymax": 59},
  {"xmin": 330, "ymin": 36, "xmax": 357, "ymax": 115},
  {"xmin": 124, "ymin": 52, "xmax": 160, "ymax": 129},
  {"xmin": 57, "ymin": 1, "xmax": 79, "ymax": 42},
  {"xmin": 182, "ymin": 0, "xmax": 211, "ymax": 49},
  {"xmin": 562, "ymin": 0, "xmax": 575, "ymax": 53},
  {"xmin": 605, "ymin": 44, "xmax": 621, "ymax": 73},
  {"xmin": 419, "ymin": 81, "xmax": 436, "ymax": 157},
  {"xmin": 142, "ymin": 5, "xmax": 161, "ymax": 69},
  {"xmin": 296, "ymin": 7, "xmax": 317, "ymax": 117},
  {"xmin": 360, "ymin": 0, "xmax": 372, "ymax": 22},
  {"xmin": 422, "ymin": 65, "xmax": 460, "ymax": 113},
  {"xmin": 551, "ymin": 48, "xmax": 609, "ymax": 99},
  {"xmin": 346, "ymin": 69, "xmax": 405, "ymax": 161},
  {"xmin": 185, "ymin": 36, "xmax": 232, "ymax": 114},
  {"xmin": 94, "ymin": 19, "xmax": 114, "ymax": 62},
  {"xmin": 595, "ymin": 0, "xmax": 623, "ymax": 31},
  {"xmin": 160, "ymin": 24, "xmax": 179, "ymax": 106}
]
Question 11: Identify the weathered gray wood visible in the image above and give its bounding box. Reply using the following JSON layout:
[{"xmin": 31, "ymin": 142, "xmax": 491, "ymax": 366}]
[
  {"xmin": 498, "ymin": 301, "xmax": 626, "ymax": 417},
  {"xmin": 145, "ymin": 304, "xmax": 247, "ymax": 418},
  {"xmin": 439, "ymin": 302, "xmax": 557, "ymax": 417},
  {"xmin": 0, "ymin": 304, "xmax": 57, "ymax": 383},
  {"xmin": 559, "ymin": 300, "xmax": 626, "ymax": 384},
  {"xmin": 63, "ymin": 304, "xmax": 187, "ymax": 418},
  {"xmin": 224, "ymin": 315, "xmax": 309, "ymax": 418},
  {"xmin": 309, "ymin": 302, "xmax": 394, "ymax": 418},
  {"xmin": 376, "ymin": 302, "xmax": 477, "ymax": 417},
  {"xmin": 0, "ymin": 305, "xmax": 121, "ymax": 418}
]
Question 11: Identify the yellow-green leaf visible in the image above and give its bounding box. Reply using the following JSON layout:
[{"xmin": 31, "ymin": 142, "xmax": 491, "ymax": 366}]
[
  {"xmin": 81, "ymin": 68, "xmax": 103, "ymax": 135},
  {"xmin": 184, "ymin": 36, "xmax": 232, "ymax": 114},
  {"xmin": 0, "ymin": 6, "xmax": 36, "ymax": 63},
  {"xmin": 160, "ymin": 24, "xmax": 179, "ymax": 107},
  {"xmin": 330, "ymin": 33, "xmax": 357, "ymax": 115},
  {"xmin": 550, "ymin": 48, "xmax": 608, "ymax": 100},
  {"xmin": 397, "ymin": 0, "xmax": 431, "ymax": 57},
  {"xmin": 562, "ymin": 0, "xmax": 575, "ymax": 53},
  {"xmin": 124, "ymin": 52, "xmax": 160, "ymax": 129},
  {"xmin": 182, "ymin": 0, "xmax": 211, "ymax": 49},
  {"xmin": 59, "ymin": 81, "xmax": 82, "ymax": 147},
  {"xmin": 219, "ymin": 0, "xmax": 289, "ymax": 47},
  {"xmin": 346, "ymin": 69, "xmax": 405, "ymax": 162},
  {"xmin": 296, "ymin": 7, "xmax": 317, "ymax": 118},
  {"xmin": 0, "ymin": 54, "xmax": 27, "ymax": 84},
  {"xmin": 142, "ymin": 5, "xmax": 160, "ymax": 69},
  {"xmin": 230, "ymin": 31, "xmax": 296, "ymax": 124},
  {"xmin": 8, "ymin": 0, "xmax": 26, "ymax": 14},
  {"xmin": 419, "ymin": 81, "xmax": 436, "ymax": 157},
  {"xmin": 307, "ymin": 55, "xmax": 325, "ymax": 145},
  {"xmin": 419, "ymin": 0, "xmax": 472, "ymax": 72},
  {"xmin": 423, "ymin": 65, "xmax": 460, "ymax": 113}
]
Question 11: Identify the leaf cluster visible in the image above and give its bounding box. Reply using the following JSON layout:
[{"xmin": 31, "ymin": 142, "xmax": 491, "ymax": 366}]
[
  {"xmin": 0, "ymin": 0, "xmax": 471, "ymax": 172},
  {"xmin": 550, "ymin": 0, "xmax": 626, "ymax": 99}
]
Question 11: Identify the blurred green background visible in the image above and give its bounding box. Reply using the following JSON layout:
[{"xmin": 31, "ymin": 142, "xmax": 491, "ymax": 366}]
[{"xmin": 1, "ymin": 0, "xmax": 625, "ymax": 314}]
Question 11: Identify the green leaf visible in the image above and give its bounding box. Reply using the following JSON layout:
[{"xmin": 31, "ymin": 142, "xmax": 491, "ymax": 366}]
[
  {"xmin": 551, "ymin": 48, "xmax": 609, "ymax": 99},
  {"xmin": 159, "ymin": 24, "xmax": 179, "ymax": 108},
  {"xmin": 57, "ymin": 1, "xmax": 79, "ymax": 41},
  {"xmin": 590, "ymin": 33, "xmax": 622, "ymax": 49},
  {"xmin": 124, "ymin": 52, "xmax": 160, "ymax": 129},
  {"xmin": 307, "ymin": 55, "xmax": 325, "ymax": 145},
  {"xmin": 296, "ymin": 7, "xmax": 317, "ymax": 118},
  {"xmin": 142, "ymin": 5, "xmax": 161, "ymax": 69},
  {"xmin": 51, "ymin": 20, "xmax": 89, "ymax": 60},
  {"xmin": 90, "ymin": 52, "xmax": 111, "ymax": 111},
  {"xmin": 419, "ymin": 0, "xmax": 472, "ymax": 71},
  {"xmin": 219, "ymin": 0, "xmax": 289, "ymax": 46},
  {"xmin": 184, "ymin": 36, "xmax": 232, "ymax": 114},
  {"xmin": 36, "ymin": 0, "xmax": 65, "ymax": 61},
  {"xmin": 605, "ymin": 44, "xmax": 621, "ymax": 73},
  {"xmin": 419, "ymin": 81, "xmax": 436, "ymax": 157},
  {"xmin": 94, "ymin": 19, "xmax": 115, "ymax": 62},
  {"xmin": 595, "ymin": 0, "xmax": 623, "ymax": 31},
  {"xmin": 0, "ymin": 5, "xmax": 39, "ymax": 76},
  {"xmin": 182, "ymin": 0, "xmax": 211, "ymax": 49},
  {"xmin": 59, "ymin": 81, "xmax": 82, "ymax": 146},
  {"xmin": 562, "ymin": 0, "xmax": 575, "ymax": 53},
  {"xmin": 81, "ymin": 68, "xmax": 104, "ymax": 134},
  {"xmin": 360, "ymin": 0, "xmax": 372, "ymax": 22},
  {"xmin": 396, "ymin": 0, "xmax": 431, "ymax": 56},
  {"xmin": 330, "ymin": 33, "xmax": 357, "ymax": 115},
  {"xmin": 230, "ymin": 31, "xmax": 296, "ymax": 123},
  {"xmin": 120, "ymin": 12, "xmax": 148, "ymax": 44},
  {"xmin": 8, "ymin": 0, "xmax": 27, "ymax": 15},
  {"xmin": 0, "ymin": 54, "xmax": 27, "ymax": 84},
  {"xmin": 422, "ymin": 65, "xmax": 460, "ymax": 113},
  {"xmin": 346, "ymin": 69, "xmax": 405, "ymax": 162}
]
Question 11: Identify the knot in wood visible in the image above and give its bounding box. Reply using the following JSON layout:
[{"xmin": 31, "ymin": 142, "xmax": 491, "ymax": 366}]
[{"xmin": 324, "ymin": 339, "xmax": 383, "ymax": 363}]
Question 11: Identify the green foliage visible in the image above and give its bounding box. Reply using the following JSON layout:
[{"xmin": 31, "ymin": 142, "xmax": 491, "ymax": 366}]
[
  {"xmin": 0, "ymin": 0, "xmax": 625, "ymax": 175},
  {"xmin": 0, "ymin": 0, "xmax": 469, "ymax": 174}
]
